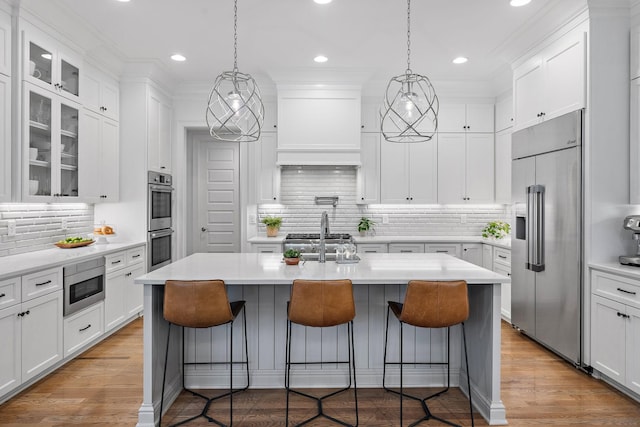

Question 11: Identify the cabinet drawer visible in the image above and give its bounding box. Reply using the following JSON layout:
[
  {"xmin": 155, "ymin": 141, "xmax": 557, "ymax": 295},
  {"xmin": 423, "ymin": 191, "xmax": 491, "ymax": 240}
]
[
  {"xmin": 389, "ymin": 243, "xmax": 425, "ymax": 253},
  {"xmin": 105, "ymin": 252, "xmax": 126, "ymax": 272},
  {"xmin": 357, "ymin": 243, "xmax": 388, "ymax": 254},
  {"xmin": 252, "ymin": 243, "xmax": 282, "ymax": 254},
  {"xmin": 425, "ymin": 244, "xmax": 461, "ymax": 258},
  {"xmin": 127, "ymin": 247, "xmax": 145, "ymax": 266},
  {"xmin": 592, "ymin": 270, "xmax": 640, "ymax": 308},
  {"xmin": 22, "ymin": 267, "xmax": 62, "ymax": 301},
  {"xmin": 64, "ymin": 301, "xmax": 104, "ymax": 357},
  {"xmin": 494, "ymin": 248, "xmax": 511, "ymax": 266},
  {"xmin": 0, "ymin": 277, "xmax": 21, "ymax": 309}
]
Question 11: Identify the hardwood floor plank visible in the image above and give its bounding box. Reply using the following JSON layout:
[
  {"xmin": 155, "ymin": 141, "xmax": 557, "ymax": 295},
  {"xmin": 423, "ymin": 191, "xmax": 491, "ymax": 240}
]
[{"xmin": 0, "ymin": 318, "xmax": 639, "ymax": 426}]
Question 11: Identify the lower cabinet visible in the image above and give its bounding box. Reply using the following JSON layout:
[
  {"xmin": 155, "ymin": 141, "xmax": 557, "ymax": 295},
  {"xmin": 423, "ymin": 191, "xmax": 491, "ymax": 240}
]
[
  {"xmin": 591, "ymin": 269, "xmax": 640, "ymax": 395},
  {"xmin": 250, "ymin": 243, "xmax": 282, "ymax": 253},
  {"xmin": 493, "ymin": 247, "xmax": 512, "ymax": 322},
  {"xmin": 356, "ymin": 243, "xmax": 388, "ymax": 253},
  {"xmin": 105, "ymin": 247, "xmax": 145, "ymax": 332},
  {"xmin": 425, "ymin": 243, "xmax": 461, "ymax": 258},
  {"xmin": 389, "ymin": 243, "xmax": 425, "ymax": 253},
  {"xmin": 64, "ymin": 301, "xmax": 104, "ymax": 357},
  {"xmin": 462, "ymin": 243, "xmax": 483, "ymax": 266}
]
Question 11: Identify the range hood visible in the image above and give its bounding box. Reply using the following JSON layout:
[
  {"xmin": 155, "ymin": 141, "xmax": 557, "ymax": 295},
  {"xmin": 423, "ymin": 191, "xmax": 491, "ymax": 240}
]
[{"xmin": 276, "ymin": 85, "xmax": 362, "ymax": 166}]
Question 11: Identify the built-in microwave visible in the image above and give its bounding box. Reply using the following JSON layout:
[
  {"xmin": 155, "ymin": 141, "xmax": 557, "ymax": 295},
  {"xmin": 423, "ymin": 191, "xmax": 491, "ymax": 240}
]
[
  {"xmin": 63, "ymin": 257, "xmax": 105, "ymax": 317},
  {"xmin": 148, "ymin": 171, "xmax": 173, "ymax": 231}
]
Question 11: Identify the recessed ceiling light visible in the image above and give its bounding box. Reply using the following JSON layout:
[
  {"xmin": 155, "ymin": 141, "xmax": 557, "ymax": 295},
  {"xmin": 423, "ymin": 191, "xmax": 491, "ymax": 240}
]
[
  {"xmin": 314, "ymin": 55, "xmax": 328, "ymax": 63},
  {"xmin": 314, "ymin": 0, "xmax": 332, "ymax": 4},
  {"xmin": 453, "ymin": 56, "xmax": 468, "ymax": 64},
  {"xmin": 170, "ymin": 54, "xmax": 186, "ymax": 62},
  {"xmin": 510, "ymin": 0, "xmax": 531, "ymax": 6}
]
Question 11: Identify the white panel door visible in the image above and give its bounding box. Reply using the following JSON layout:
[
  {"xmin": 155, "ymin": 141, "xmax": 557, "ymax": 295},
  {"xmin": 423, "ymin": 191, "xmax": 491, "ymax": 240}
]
[
  {"xmin": 543, "ymin": 33, "xmax": 585, "ymax": 120},
  {"xmin": 0, "ymin": 304, "xmax": 21, "ymax": 396},
  {"xmin": 380, "ymin": 140, "xmax": 409, "ymax": 203},
  {"xmin": 408, "ymin": 138, "xmax": 438, "ymax": 203},
  {"xmin": 514, "ymin": 61, "xmax": 544, "ymax": 130},
  {"xmin": 591, "ymin": 295, "xmax": 626, "ymax": 383},
  {"xmin": 465, "ymin": 133, "xmax": 494, "ymax": 203},
  {"xmin": 437, "ymin": 103, "xmax": 466, "ymax": 132},
  {"xmin": 466, "ymin": 104, "xmax": 494, "ymax": 133},
  {"xmin": 437, "ymin": 133, "xmax": 465, "ymax": 204},
  {"xmin": 627, "ymin": 305, "xmax": 640, "ymax": 395},
  {"xmin": 197, "ymin": 141, "xmax": 240, "ymax": 253}
]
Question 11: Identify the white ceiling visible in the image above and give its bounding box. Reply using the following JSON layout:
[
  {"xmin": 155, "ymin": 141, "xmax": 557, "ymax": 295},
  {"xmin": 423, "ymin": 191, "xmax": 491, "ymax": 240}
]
[{"xmin": 21, "ymin": 0, "xmax": 588, "ymax": 93}]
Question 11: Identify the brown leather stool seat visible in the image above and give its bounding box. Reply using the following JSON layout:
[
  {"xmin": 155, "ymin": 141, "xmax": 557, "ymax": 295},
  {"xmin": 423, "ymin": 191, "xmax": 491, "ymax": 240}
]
[
  {"xmin": 383, "ymin": 280, "xmax": 474, "ymax": 427},
  {"xmin": 159, "ymin": 280, "xmax": 249, "ymax": 427},
  {"xmin": 285, "ymin": 279, "xmax": 359, "ymax": 427}
]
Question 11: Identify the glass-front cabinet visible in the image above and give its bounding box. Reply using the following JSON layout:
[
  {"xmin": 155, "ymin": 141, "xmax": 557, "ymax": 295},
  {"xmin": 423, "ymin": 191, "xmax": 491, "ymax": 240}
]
[
  {"xmin": 24, "ymin": 82, "xmax": 79, "ymax": 201},
  {"xmin": 24, "ymin": 35, "xmax": 80, "ymax": 102}
]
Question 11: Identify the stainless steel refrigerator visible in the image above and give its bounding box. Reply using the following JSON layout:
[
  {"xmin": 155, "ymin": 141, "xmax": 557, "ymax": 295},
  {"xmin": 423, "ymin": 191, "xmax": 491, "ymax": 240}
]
[{"xmin": 511, "ymin": 110, "xmax": 583, "ymax": 366}]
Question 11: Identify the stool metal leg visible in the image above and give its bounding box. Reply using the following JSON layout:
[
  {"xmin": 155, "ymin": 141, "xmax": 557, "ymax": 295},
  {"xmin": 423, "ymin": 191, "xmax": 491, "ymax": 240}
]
[
  {"xmin": 159, "ymin": 322, "xmax": 172, "ymax": 427},
  {"xmin": 462, "ymin": 322, "xmax": 475, "ymax": 427}
]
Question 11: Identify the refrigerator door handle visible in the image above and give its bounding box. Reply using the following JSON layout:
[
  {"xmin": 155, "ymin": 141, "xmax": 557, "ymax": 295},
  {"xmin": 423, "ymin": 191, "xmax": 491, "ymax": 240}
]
[{"xmin": 527, "ymin": 185, "xmax": 545, "ymax": 272}]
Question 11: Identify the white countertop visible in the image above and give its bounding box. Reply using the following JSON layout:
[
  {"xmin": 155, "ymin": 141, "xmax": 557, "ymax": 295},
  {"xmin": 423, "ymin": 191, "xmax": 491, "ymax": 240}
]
[
  {"xmin": 135, "ymin": 252, "xmax": 510, "ymax": 285},
  {"xmin": 248, "ymin": 234, "xmax": 511, "ymax": 249},
  {"xmin": 589, "ymin": 261, "xmax": 640, "ymax": 279},
  {"xmin": 0, "ymin": 241, "xmax": 146, "ymax": 280}
]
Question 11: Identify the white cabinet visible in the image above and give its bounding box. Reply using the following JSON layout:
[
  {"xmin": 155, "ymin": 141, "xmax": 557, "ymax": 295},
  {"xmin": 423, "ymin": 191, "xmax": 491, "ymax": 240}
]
[
  {"xmin": 438, "ymin": 103, "xmax": 494, "ymax": 133},
  {"xmin": 262, "ymin": 99, "xmax": 278, "ymax": 132},
  {"xmin": 389, "ymin": 243, "xmax": 425, "ymax": 253},
  {"xmin": 360, "ymin": 99, "xmax": 380, "ymax": 132},
  {"xmin": 495, "ymin": 130, "xmax": 512, "ymax": 204},
  {"xmin": 462, "ymin": 243, "xmax": 483, "ymax": 266},
  {"xmin": 357, "ymin": 243, "xmax": 388, "ymax": 254},
  {"xmin": 590, "ymin": 269, "xmax": 640, "ymax": 395},
  {"xmin": 80, "ymin": 109, "xmax": 119, "ymax": 202},
  {"xmin": 251, "ymin": 243, "xmax": 282, "ymax": 254},
  {"xmin": 104, "ymin": 246, "xmax": 145, "ymax": 332},
  {"xmin": 482, "ymin": 244, "xmax": 493, "ymax": 270},
  {"xmin": 0, "ymin": 73, "xmax": 10, "ymax": 202},
  {"xmin": 380, "ymin": 137, "xmax": 437, "ymax": 204},
  {"xmin": 0, "ymin": 303, "xmax": 21, "ymax": 396},
  {"xmin": 493, "ymin": 247, "xmax": 512, "ymax": 322},
  {"xmin": 23, "ymin": 30, "xmax": 81, "ymax": 103},
  {"xmin": 81, "ymin": 64, "xmax": 119, "ymax": 121},
  {"xmin": 425, "ymin": 243, "xmax": 461, "ymax": 258},
  {"xmin": 513, "ymin": 31, "xmax": 586, "ymax": 131},
  {"xmin": 147, "ymin": 86, "xmax": 172, "ymax": 173},
  {"xmin": 22, "ymin": 82, "xmax": 81, "ymax": 201},
  {"xmin": 63, "ymin": 301, "xmax": 104, "ymax": 357},
  {"xmin": 495, "ymin": 94, "xmax": 513, "ymax": 133},
  {"xmin": 255, "ymin": 133, "xmax": 280, "ymax": 203},
  {"xmin": 437, "ymin": 133, "xmax": 494, "ymax": 204},
  {"xmin": 357, "ymin": 133, "xmax": 380, "ymax": 204},
  {"xmin": 630, "ymin": 78, "xmax": 640, "ymax": 203}
]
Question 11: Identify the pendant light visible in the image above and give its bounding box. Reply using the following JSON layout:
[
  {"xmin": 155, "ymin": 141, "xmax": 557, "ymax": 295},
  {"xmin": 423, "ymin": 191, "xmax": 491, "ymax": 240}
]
[
  {"xmin": 206, "ymin": 0, "xmax": 264, "ymax": 142},
  {"xmin": 381, "ymin": 0, "xmax": 439, "ymax": 143}
]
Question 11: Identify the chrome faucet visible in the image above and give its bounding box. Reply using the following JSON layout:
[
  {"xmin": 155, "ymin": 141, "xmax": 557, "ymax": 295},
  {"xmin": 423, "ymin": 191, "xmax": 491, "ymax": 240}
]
[{"xmin": 319, "ymin": 211, "xmax": 330, "ymax": 263}]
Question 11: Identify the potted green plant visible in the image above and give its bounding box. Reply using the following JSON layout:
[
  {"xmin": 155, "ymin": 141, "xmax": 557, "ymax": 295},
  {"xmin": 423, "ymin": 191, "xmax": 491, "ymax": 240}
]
[
  {"xmin": 283, "ymin": 249, "xmax": 301, "ymax": 265},
  {"xmin": 262, "ymin": 216, "xmax": 282, "ymax": 237},
  {"xmin": 482, "ymin": 221, "xmax": 511, "ymax": 240},
  {"xmin": 357, "ymin": 217, "xmax": 375, "ymax": 237}
]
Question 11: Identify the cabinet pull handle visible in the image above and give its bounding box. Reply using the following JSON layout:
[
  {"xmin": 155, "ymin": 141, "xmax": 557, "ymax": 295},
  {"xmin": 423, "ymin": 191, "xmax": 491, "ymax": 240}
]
[
  {"xmin": 498, "ymin": 255, "xmax": 507, "ymax": 259},
  {"xmin": 617, "ymin": 287, "xmax": 637, "ymax": 295},
  {"xmin": 18, "ymin": 310, "xmax": 31, "ymax": 317},
  {"xmin": 79, "ymin": 324, "xmax": 92, "ymax": 332},
  {"xmin": 111, "ymin": 260, "xmax": 122, "ymax": 265},
  {"xmin": 0, "ymin": 293, "xmax": 5, "ymax": 298},
  {"xmin": 400, "ymin": 250, "xmax": 412, "ymax": 253},
  {"xmin": 35, "ymin": 280, "xmax": 52, "ymax": 287},
  {"xmin": 132, "ymin": 254, "xmax": 141, "ymax": 258},
  {"xmin": 617, "ymin": 312, "xmax": 630, "ymax": 319},
  {"xmin": 125, "ymin": 272, "xmax": 132, "ymax": 277},
  {"xmin": 436, "ymin": 250, "xmax": 448, "ymax": 253}
]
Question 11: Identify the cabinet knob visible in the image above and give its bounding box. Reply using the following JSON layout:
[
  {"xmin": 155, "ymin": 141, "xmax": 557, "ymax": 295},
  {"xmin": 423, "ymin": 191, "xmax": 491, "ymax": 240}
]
[
  {"xmin": 160, "ymin": 166, "xmax": 166, "ymax": 169},
  {"xmin": 361, "ymin": 197, "xmax": 364, "ymax": 200},
  {"xmin": 201, "ymin": 227, "xmax": 207, "ymax": 232},
  {"xmin": 0, "ymin": 293, "xmax": 5, "ymax": 298},
  {"xmin": 273, "ymin": 197, "xmax": 277, "ymax": 200}
]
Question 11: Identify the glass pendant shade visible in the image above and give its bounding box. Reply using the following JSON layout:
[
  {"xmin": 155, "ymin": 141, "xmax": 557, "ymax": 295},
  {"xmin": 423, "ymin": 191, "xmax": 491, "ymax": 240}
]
[
  {"xmin": 206, "ymin": 69, "xmax": 264, "ymax": 142},
  {"xmin": 381, "ymin": 72, "xmax": 439, "ymax": 143}
]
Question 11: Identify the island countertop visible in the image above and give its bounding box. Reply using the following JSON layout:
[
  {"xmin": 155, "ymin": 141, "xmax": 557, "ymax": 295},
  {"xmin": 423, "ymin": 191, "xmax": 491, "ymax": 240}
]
[{"xmin": 134, "ymin": 252, "xmax": 510, "ymax": 286}]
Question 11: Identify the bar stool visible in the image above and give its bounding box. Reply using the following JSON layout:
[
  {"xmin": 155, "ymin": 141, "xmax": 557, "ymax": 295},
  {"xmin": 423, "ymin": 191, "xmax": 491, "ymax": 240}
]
[
  {"xmin": 383, "ymin": 280, "xmax": 474, "ymax": 427},
  {"xmin": 159, "ymin": 280, "xmax": 249, "ymax": 427},
  {"xmin": 285, "ymin": 279, "xmax": 359, "ymax": 427}
]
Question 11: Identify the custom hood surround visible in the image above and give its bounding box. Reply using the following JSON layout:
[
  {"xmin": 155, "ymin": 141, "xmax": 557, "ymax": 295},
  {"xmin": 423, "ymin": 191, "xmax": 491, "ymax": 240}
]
[{"xmin": 276, "ymin": 84, "xmax": 362, "ymax": 166}]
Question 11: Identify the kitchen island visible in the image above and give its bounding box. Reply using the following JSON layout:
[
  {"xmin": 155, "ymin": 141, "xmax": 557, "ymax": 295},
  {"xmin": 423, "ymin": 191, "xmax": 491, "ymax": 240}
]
[{"xmin": 134, "ymin": 252, "xmax": 510, "ymax": 426}]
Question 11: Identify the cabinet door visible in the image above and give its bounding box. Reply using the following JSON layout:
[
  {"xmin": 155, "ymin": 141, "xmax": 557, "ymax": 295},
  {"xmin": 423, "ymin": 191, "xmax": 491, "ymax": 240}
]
[
  {"xmin": 105, "ymin": 270, "xmax": 126, "ymax": 332},
  {"xmin": 425, "ymin": 243, "xmax": 461, "ymax": 258},
  {"xmin": 360, "ymin": 100, "xmax": 380, "ymax": 132},
  {"xmin": 465, "ymin": 133, "xmax": 494, "ymax": 203},
  {"xmin": 124, "ymin": 264, "xmax": 145, "ymax": 317},
  {"xmin": 462, "ymin": 243, "xmax": 483, "ymax": 266},
  {"xmin": 543, "ymin": 32, "xmax": 585, "ymax": 120},
  {"xmin": 482, "ymin": 244, "xmax": 493, "ymax": 270},
  {"xmin": 256, "ymin": 133, "xmax": 280, "ymax": 203},
  {"xmin": 466, "ymin": 104, "xmax": 494, "ymax": 133},
  {"xmin": 0, "ymin": 73, "xmax": 9, "ymax": 202},
  {"xmin": 63, "ymin": 302, "xmax": 104, "ymax": 357},
  {"xmin": 262, "ymin": 99, "xmax": 277, "ymax": 132},
  {"xmin": 513, "ymin": 60, "xmax": 544, "ymax": 130},
  {"xmin": 437, "ymin": 103, "xmax": 466, "ymax": 132},
  {"xmin": 78, "ymin": 109, "xmax": 101, "ymax": 202},
  {"xmin": 21, "ymin": 291, "xmax": 63, "ymax": 382},
  {"xmin": 252, "ymin": 243, "xmax": 282, "ymax": 253},
  {"xmin": 389, "ymin": 243, "xmax": 425, "ymax": 253},
  {"xmin": 495, "ymin": 95, "xmax": 513, "ymax": 132},
  {"xmin": 627, "ymin": 305, "xmax": 640, "ymax": 394},
  {"xmin": 148, "ymin": 88, "xmax": 171, "ymax": 173},
  {"xmin": 632, "ymin": 78, "xmax": 640, "ymax": 204},
  {"xmin": 437, "ymin": 133, "xmax": 466, "ymax": 204},
  {"xmin": 0, "ymin": 304, "xmax": 21, "ymax": 396},
  {"xmin": 494, "ymin": 264, "xmax": 512, "ymax": 322},
  {"xmin": 100, "ymin": 79, "xmax": 119, "ymax": 121},
  {"xmin": 99, "ymin": 118, "xmax": 119, "ymax": 201},
  {"xmin": 495, "ymin": 130, "xmax": 512, "ymax": 204},
  {"xmin": 591, "ymin": 295, "xmax": 626, "ymax": 383},
  {"xmin": 380, "ymin": 140, "xmax": 410, "ymax": 203},
  {"xmin": 409, "ymin": 138, "xmax": 438, "ymax": 203},
  {"xmin": 357, "ymin": 133, "xmax": 380, "ymax": 204},
  {"xmin": 24, "ymin": 84, "xmax": 55, "ymax": 199},
  {"xmin": 357, "ymin": 243, "xmax": 388, "ymax": 253}
]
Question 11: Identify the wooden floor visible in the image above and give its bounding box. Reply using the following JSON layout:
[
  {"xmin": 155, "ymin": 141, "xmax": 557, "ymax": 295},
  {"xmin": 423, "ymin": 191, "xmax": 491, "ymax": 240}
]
[{"xmin": 0, "ymin": 318, "xmax": 639, "ymax": 426}]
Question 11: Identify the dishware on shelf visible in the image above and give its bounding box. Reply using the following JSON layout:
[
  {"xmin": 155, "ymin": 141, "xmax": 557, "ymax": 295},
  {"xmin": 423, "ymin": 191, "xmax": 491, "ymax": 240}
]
[
  {"xmin": 29, "ymin": 147, "xmax": 37, "ymax": 160},
  {"xmin": 29, "ymin": 180, "xmax": 38, "ymax": 195},
  {"xmin": 29, "ymin": 60, "xmax": 41, "ymax": 79}
]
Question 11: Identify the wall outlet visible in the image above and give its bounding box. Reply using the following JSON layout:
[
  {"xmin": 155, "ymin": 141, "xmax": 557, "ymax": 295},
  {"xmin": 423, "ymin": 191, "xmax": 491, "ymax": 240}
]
[
  {"xmin": 7, "ymin": 219, "xmax": 16, "ymax": 236},
  {"xmin": 61, "ymin": 218, "xmax": 68, "ymax": 230},
  {"xmin": 382, "ymin": 214, "xmax": 389, "ymax": 224},
  {"xmin": 460, "ymin": 214, "xmax": 467, "ymax": 224}
]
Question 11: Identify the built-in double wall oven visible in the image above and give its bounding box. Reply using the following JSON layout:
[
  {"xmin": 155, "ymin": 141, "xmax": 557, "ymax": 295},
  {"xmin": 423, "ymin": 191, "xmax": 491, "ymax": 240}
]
[{"xmin": 148, "ymin": 171, "xmax": 174, "ymax": 271}]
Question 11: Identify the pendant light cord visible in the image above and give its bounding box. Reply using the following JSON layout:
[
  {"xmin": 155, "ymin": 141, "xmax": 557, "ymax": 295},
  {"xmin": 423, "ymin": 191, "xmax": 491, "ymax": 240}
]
[
  {"xmin": 406, "ymin": 0, "xmax": 411, "ymax": 75},
  {"xmin": 233, "ymin": 0, "xmax": 238, "ymax": 73}
]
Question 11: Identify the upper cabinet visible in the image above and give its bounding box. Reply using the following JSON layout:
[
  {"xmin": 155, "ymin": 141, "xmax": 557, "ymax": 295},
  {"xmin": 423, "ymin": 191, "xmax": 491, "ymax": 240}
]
[
  {"xmin": 147, "ymin": 86, "xmax": 172, "ymax": 173},
  {"xmin": 23, "ymin": 30, "xmax": 82, "ymax": 103},
  {"xmin": 438, "ymin": 103, "xmax": 494, "ymax": 133},
  {"xmin": 495, "ymin": 93, "xmax": 513, "ymax": 133},
  {"xmin": 357, "ymin": 133, "xmax": 380, "ymax": 204},
  {"xmin": 513, "ymin": 31, "xmax": 586, "ymax": 131},
  {"xmin": 81, "ymin": 64, "xmax": 119, "ymax": 121}
]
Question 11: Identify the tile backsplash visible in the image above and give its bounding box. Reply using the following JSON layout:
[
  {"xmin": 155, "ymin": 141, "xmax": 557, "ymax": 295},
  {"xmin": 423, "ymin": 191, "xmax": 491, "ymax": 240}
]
[
  {"xmin": 0, "ymin": 203, "xmax": 94, "ymax": 257},
  {"xmin": 258, "ymin": 166, "xmax": 510, "ymax": 236}
]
